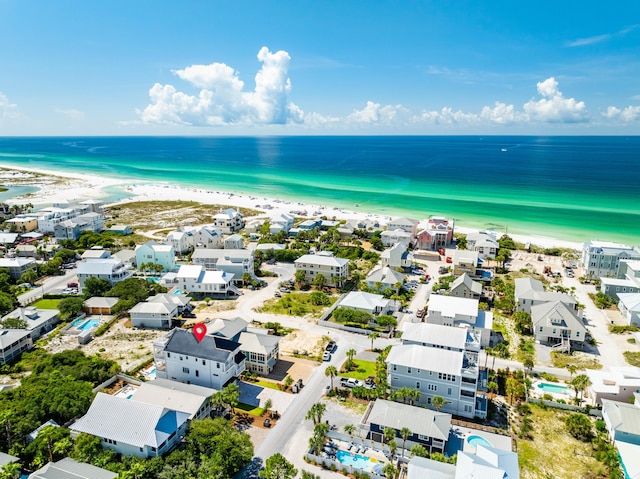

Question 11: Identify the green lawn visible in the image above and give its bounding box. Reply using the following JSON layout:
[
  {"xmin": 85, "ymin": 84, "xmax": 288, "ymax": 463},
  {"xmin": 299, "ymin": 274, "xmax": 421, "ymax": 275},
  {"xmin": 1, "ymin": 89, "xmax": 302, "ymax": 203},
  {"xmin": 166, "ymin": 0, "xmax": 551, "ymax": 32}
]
[
  {"xmin": 236, "ymin": 403, "xmax": 264, "ymax": 416},
  {"xmin": 253, "ymin": 379, "xmax": 281, "ymax": 391},
  {"xmin": 339, "ymin": 359, "xmax": 377, "ymax": 379},
  {"xmin": 31, "ymin": 299, "xmax": 61, "ymax": 309},
  {"xmin": 257, "ymin": 292, "xmax": 338, "ymax": 318}
]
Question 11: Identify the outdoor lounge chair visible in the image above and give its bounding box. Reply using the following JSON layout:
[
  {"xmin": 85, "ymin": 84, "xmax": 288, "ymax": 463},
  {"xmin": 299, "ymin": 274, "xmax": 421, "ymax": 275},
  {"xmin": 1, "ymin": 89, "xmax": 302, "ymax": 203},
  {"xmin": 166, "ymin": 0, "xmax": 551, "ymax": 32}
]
[{"xmin": 347, "ymin": 443, "xmax": 353, "ymax": 451}]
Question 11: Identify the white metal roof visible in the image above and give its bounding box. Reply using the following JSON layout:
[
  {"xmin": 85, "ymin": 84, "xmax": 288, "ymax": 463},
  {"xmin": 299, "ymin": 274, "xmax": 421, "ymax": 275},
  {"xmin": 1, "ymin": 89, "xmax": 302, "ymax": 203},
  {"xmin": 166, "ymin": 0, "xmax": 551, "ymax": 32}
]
[
  {"xmin": 428, "ymin": 294, "xmax": 479, "ymax": 317},
  {"xmin": 386, "ymin": 344, "xmax": 463, "ymax": 376}
]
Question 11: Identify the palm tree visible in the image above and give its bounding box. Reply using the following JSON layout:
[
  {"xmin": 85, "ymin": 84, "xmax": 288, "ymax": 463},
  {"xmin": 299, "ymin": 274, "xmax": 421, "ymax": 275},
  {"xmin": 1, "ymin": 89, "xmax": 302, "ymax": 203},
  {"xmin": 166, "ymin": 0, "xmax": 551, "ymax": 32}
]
[
  {"xmin": 305, "ymin": 402, "xmax": 327, "ymax": 425},
  {"xmin": 432, "ymin": 395, "xmax": 447, "ymax": 411},
  {"xmin": 487, "ymin": 381, "xmax": 499, "ymax": 399},
  {"xmin": 571, "ymin": 374, "xmax": 592, "ymax": 403},
  {"xmin": 308, "ymin": 434, "xmax": 325, "ymax": 456},
  {"xmin": 0, "ymin": 463, "xmax": 20, "ymax": 479},
  {"xmin": 325, "ymin": 365, "xmax": 338, "ymax": 390},
  {"xmin": 368, "ymin": 332, "xmax": 379, "ymax": 351},
  {"xmin": 388, "ymin": 439, "xmax": 398, "ymax": 464},
  {"xmin": 383, "ymin": 427, "xmax": 396, "ymax": 444},
  {"xmin": 344, "ymin": 424, "xmax": 357, "ymax": 442},
  {"xmin": 346, "ymin": 348, "xmax": 357, "ymax": 370},
  {"xmin": 263, "ymin": 398, "xmax": 273, "ymax": 416},
  {"xmin": 382, "ymin": 462, "xmax": 397, "ymax": 479},
  {"xmin": 400, "ymin": 427, "xmax": 411, "ymax": 459},
  {"xmin": 567, "ymin": 364, "xmax": 578, "ymax": 381},
  {"xmin": 408, "ymin": 388, "xmax": 421, "ymax": 405}
]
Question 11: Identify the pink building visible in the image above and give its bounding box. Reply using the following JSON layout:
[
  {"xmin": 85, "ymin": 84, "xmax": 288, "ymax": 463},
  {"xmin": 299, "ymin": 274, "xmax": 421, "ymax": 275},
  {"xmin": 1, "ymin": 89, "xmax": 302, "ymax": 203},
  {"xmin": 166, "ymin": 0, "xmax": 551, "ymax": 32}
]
[{"xmin": 416, "ymin": 216, "xmax": 455, "ymax": 251}]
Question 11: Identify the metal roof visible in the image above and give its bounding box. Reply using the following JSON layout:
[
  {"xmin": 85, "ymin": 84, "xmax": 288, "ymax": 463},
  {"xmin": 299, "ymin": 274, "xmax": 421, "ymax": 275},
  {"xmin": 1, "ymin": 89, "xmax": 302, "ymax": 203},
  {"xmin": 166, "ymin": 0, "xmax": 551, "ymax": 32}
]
[
  {"xmin": 386, "ymin": 344, "xmax": 463, "ymax": 376},
  {"xmin": 132, "ymin": 379, "xmax": 216, "ymax": 419},
  {"xmin": 163, "ymin": 328, "xmax": 240, "ymax": 362},
  {"xmin": 401, "ymin": 323, "xmax": 467, "ymax": 350},
  {"xmin": 365, "ymin": 399, "xmax": 451, "ymax": 441},
  {"xmin": 29, "ymin": 457, "xmax": 117, "ymax": 479}
]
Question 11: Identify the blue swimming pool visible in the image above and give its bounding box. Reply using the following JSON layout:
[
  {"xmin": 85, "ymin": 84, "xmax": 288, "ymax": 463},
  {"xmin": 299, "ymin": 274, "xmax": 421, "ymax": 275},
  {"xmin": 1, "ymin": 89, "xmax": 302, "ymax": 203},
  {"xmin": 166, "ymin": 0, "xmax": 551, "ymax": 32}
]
[
  {"xmin": 71, "ymin": 318, "xmax": 101, "ymax": 331},
  {"xmin": 537, "ymin": 382, "xmax": 570, "ymax": 395},
  {"xmin": 335, "ymin": 449, "xmax": 377, "ymax": 472},
  {"xmin": 467, "ymin": 435, "xmax": 493, "ymax": 449}
]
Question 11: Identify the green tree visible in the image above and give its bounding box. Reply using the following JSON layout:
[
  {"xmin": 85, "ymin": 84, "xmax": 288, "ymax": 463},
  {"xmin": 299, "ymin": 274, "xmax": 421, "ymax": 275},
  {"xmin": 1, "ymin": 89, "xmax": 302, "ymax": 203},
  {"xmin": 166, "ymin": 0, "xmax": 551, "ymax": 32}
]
[
  {"xmin": 376, "ymin": 314, "xmax": 397, "ymax": 331},
  {"xmin": 0, "ymin": 292, "xmax": 17, "ymax": 316},
  {"xmin": 295, "ymin": 270, "xmax": 307, "ymax": 288},
  {"xmin": 368, "ymin": 331, "xmax": 379, "ymax": 351},
  {"xmin": 325, "ymin": 365, "xmax": 338, "ymax": 390},
  {"xmin": 263, "ymin": 398, "xmax": 273, "ymax": 416},
  {"xmin": 382, "ymin": 462, "xmax": 397, "ymax": 479},
  {"xmin": 388, "ymin": 439, "xmax": 398, "ymax": 464},
  {"xmin": 83, "ymin": 277, "xmax": 111, "ymax": 298},
  {"xmin": 301, "ymin": 471, "xmax": 321, "ymax": 479},
  {"xmin": 400, "ymin": 427, "xmax": 411, "ymax": 459},
  {"xmin": 305, "ymin": 402, "xmax": 327, "ymax": 425},
  {"xmin": 410, "ymin": 444, "xmax": 428, "ymax": 458},
  {"xmin": 565, "ymin": 413, "xmax": 593, "ymax": 441},
  {"xmin": 570, "ymin": 374, "xmax": 591, "ymax": 403},
  {"xmin": 0, "ymin": 463, "xmax": 20, "ymax": 479},
  {"xmin": 313, "ymin": 273, "xmax": 326, "ymax": 289},
  {"xmin": 259, "ymin": 453, "xmax": 297, "ymax": 479},
  {"xmin": 309, "ymin": 291, "xmax": 330, "ymax": 306},
  {"xmin": 513, "ymin": 311, "xmax": 532, "ymax": 335},
  {"xmin": 383, "ymin": 427, "xmax": 396, "ymax": 444},
  {"xmin": 344, "ymin": 423, "xmax": 357, "ymax": 441},
  {"xmin": 0, "ymin": 317, "xmax": 27, "ymax": 329},
  {"xmin": 57, "ymin": 297, "xmax": 85, "ymax": 319},
  {"xmin": 432, "ymin": 395, "xmax": 447, "ymax": 411}
]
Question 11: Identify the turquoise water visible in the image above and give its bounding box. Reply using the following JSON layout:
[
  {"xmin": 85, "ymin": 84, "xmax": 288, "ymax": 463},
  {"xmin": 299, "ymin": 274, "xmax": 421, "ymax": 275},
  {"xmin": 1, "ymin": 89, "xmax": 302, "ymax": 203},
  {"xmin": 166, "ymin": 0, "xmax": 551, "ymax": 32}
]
[
  {"xmin": 335, "ymin": 449, "xmax": 374, "ymax": 471},
  {"xmin": 467, "ymin": 435, "xmax": 493, "ymax": 448},
  {"xmin": 537, "ymin": 382, "xmax": 570, "ymax": 395},
  {"xmin": 0, "ymin": 136, "xmax": 639, "ymax": 244},
  {"xmin": 71, "ymin": 318, "xmax": 101, "ymax": 331},
  {"xmin": 0, "ymin": 185, "xmax": 38, "ymax": 202}
]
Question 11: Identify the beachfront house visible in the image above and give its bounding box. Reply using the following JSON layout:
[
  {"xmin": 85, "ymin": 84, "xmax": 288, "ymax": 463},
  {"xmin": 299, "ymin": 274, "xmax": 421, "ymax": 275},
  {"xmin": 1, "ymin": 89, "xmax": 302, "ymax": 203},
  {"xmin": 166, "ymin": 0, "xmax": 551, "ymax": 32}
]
[
  {"xmin": 213, "ymin": 208, "xmax": 244, "ymax": 234},
  {"xmin": 269, "ymin": 212, "xmax": 295, "ymax": 234},
  {"xmin": 153, "ymin": 328, "xmax": 245, "ymax": 389},
  {"xmin": 600, "ymin": 260, "xmax": 640, "ymax": 301},
  {"xmin": 381, "ymin": 243, "xmax": 414, "ymax": 270},
  {"xmin": 0, "ymin": 329, "xmax": 33, "ymax": 364},
  {"xmin": 192, "ymin": 248, "xmax": 254, "ymax": 281},
  {"xmin": 415, "ymin": 217, "xmax": 454, "ymax": 251},
  {"xmin": 466, "ymin": 231, "xmax": 500, "ymax": 260},
  {"xmin": 452, "ymin": 250, "xmax": 479, "ymax": 277},
  {"xmin": 294, "ymin": 251, "xmax": 349, "ymax": 287},
  {"xmin": 166, "ymin": 227, "xmax": 196, "ymax": 254},
  {"xmin": 71, "ymin": 392, "xmax": 189, "ymax": 458},
  {"xmin": 170, "ymin": 265, "xmax": 239, "ymax": 297},
  {"xmin": 81, "ymin": 248, "xmax": 111, "ymax": 260},
  {"xmin": 76, "ymin": 258, "xmax": 132, "ymax": 291},
  {"xmin": 135, "ymin": 241, "xmax": 176, "ymax": 273},
  {"xmin": 106, "ymin": 224, "xmax": 133, "ymax": 235},
  {"xmin": 586, "ymin": 367, "xmax": 640, "ymax": 404},
  {"xmin": 581, "ymin": 240, "xmax": 640, "ymax": 279},
  {"xmin": 449, "ymin": 273, "xmax": 482, "ymax": 299},
  {"xmin": 387, "ymin": 217, "xmax": 419, "ymax": 237},
  {"xmin": 362, "ymin": 399, "xmax": 451, "ymax": 454},
  {"xmin": 5, "ymin": 216, "xmax": 39, "ymax": 232},
  {"xmin": 35, "ymin": 207, "xmax": 76, "ymax": 233},
  {"xmin": 514, "ymin": 277, "xmax": 577, "ymax": 314},
  {"xmin": 28, "ymin": 458, "xmax": 117, "ymax": 479},
  {"xmin": 532, "ymin": 301, "xmax": 586, "ymax": 349},
  {"xmin": 426, "ymin": 295, "xmax": 493, "ymax": 347},
  {"xmin": 381, "ymin": 229, "xmax": 413, "ymax": 248},
  {"xmin": 366, "ymin": 266, "xmax": 406, "ymax": 293},
  {"xmin": 0, "ymin": 257, "xmax": 37, "ymax": 280}
]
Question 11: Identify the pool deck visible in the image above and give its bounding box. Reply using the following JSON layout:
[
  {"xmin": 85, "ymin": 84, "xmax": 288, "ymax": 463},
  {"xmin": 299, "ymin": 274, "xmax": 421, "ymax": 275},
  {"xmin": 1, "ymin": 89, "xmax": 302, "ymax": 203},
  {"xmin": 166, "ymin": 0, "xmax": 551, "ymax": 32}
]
[
  {"xmin": 531, "ymin": 379, "xmax": 573, "ymax": 401},
  {"xmin": 446, "ymin": 426, "xmax": 513, "ymax": 456},
  {"xmin": 325, "ymin": 438, "xmax": 389, "ymax": 471}
]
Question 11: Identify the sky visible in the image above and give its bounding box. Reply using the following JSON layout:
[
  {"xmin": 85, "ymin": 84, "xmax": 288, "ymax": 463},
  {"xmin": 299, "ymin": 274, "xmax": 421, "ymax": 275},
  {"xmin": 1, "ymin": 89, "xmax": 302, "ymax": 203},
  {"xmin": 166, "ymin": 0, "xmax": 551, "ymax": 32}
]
[{"xmin": 1, "ymin": 1, "xmax": 639, "ymax": 136}]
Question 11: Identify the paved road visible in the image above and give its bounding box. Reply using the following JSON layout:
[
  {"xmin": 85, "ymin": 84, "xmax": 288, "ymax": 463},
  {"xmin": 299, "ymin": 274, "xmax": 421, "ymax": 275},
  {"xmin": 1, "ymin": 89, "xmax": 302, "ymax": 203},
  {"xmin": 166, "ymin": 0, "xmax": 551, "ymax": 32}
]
[{"xmin": 18, "ymin": 268, "xmax": 77, "ymax": 305}]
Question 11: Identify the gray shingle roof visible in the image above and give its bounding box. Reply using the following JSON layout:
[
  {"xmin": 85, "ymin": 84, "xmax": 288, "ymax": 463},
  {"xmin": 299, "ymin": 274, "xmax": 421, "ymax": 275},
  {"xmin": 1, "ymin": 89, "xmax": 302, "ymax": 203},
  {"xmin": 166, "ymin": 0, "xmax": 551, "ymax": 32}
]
[
  {"xmin": 29, "ymin": 457, "xmax": 117, "ymax": 479},
  {"xmin": 164, "ymin": 328, "xmax": 240, "ymax": 362}
]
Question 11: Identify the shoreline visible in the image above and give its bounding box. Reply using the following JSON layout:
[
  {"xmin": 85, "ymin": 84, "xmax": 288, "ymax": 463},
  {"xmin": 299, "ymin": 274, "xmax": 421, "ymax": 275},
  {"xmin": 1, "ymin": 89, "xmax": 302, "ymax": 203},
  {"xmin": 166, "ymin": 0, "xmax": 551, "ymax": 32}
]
[{"xmin": 0, "ymin": 163, "xmax": 583, "ymax": 251}]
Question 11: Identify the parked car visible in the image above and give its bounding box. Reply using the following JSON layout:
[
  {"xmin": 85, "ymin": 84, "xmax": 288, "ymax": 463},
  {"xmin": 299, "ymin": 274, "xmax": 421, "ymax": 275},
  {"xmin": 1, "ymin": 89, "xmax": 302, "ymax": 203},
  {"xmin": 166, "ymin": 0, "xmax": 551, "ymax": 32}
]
[
  {"xmin": 325, "ymin": 341, "xmax": 336, "ymax": 352},
  {"xmin": 416, "ymin": 309, "xmax": 425, "ymax": 318},
  {"xmin": 322, "ymin": 351, "xmax": 331, "ymax": 361},
  {"xmin": 340, "ymin": 378, "xmax": 363, "ymax": 388},
  {"xmin": 274, "ymin": 291, "xmax": 281, "ymax": 298},
  {"xmin": 445, "ymin": 257, "xmax": 452, "ymax": 263},
  {"xmin": 280, "ymin": 287, "xmax": 290, "ymax": 293}
]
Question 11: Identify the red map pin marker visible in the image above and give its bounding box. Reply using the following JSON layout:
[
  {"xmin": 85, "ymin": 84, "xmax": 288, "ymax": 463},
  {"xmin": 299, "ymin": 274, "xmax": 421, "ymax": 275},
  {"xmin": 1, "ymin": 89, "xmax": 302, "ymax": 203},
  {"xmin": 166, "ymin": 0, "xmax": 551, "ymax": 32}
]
[{"xmin": 193, "ymin": 323, "xmax": 207, "ymax": 343}]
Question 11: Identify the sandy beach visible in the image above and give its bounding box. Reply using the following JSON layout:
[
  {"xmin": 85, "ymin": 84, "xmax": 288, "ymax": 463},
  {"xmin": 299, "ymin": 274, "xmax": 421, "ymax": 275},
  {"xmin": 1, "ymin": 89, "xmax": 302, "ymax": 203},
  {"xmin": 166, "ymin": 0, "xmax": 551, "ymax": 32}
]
[{"xmin": 1, "ymin": 165, "xmax": 582, "ymax": 251}]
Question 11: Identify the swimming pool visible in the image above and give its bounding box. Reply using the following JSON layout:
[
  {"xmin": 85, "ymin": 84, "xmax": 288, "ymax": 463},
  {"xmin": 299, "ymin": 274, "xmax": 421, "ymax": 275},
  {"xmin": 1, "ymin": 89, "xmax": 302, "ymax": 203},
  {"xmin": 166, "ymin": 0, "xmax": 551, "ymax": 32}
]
[
  {"xmin": 467, "ymin": 435, "xmax": 493, "ymax": 449},
  {"xmin": 537, "ymin": 382, "xmax": 570, "ymax": 395},
  {"xmin": 335, "ymin": 449, "xmax": 376, "ymax": 472},
  {"xmin": 71, "ymin": 318, "xmax": 101, "ymax": 331}
]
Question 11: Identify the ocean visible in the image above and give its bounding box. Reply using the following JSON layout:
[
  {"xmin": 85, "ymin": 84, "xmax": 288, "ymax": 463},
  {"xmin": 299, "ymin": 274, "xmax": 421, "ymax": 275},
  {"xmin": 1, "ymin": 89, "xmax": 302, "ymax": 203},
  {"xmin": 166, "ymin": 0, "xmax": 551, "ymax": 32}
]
[{"xmin": 0, "ymin": 136, "xmax": 638, "ymax": 245}]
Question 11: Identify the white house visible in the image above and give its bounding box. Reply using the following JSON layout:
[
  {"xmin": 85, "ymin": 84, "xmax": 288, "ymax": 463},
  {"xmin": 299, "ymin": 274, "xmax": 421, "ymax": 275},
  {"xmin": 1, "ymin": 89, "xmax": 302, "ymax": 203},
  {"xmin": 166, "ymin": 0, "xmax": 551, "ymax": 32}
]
[
  {"xmin": 135, "ymin": 241, "xmax": 176, "ymax": 272},
  {"xmin": 71, "ymin": 393, "xmax": 189, "ymax": 458},
  {"xmin": 1, "ymin": 307, "xmax": 60, "ymax": 340},
  {"xmin": 166, "ymin": 227, "xmax": 196, "ymax": 254},
  {"xmin": 191, "ymin": 249, "xmax": 254, "ymax": 280},
  {"xmin": 449, "ymin": 273, "xmax": 482, "ymax": 299},
  {"xmin": 28, "ymin": 458, "xmax": 117, "ymax": 479},
  {"xmin": 582, "ymin": 240, "xmax": 640, "ymax": 279},
  {"xmin": 0, "ymin": 329, "xmax": 32, "ymax": 364},
  {"xmin": 269, "ymin": 212, "xmax": 294, "ymax": 234},
  {"xmin": 238, "ymin": 331, "xmax": 280, "ymax": 376},
  {"xmin": 387, "ymin": 217, "xmax": 419, "ymax": 237},
  {"xmin": 387, "ymin": 343, "xmax": 486, "ymax": 419},
  {"xmin": 213, "ymin": 208, "xmax": 244, "ymax": 234},
  {"xmin": 153, "ymin": 328, "xmax": 245, "ymax": 390},
  {"xmin": 131, "ymin": 378, "xmax": 216, "ymax": 420},
  {"xmin": 426, "ymin": 295, "xmax": 493, "ymax": 347},
  {"xmin": 452, "ymin": 250, "xmax": 479, "ymax": 276},
  {"xmin": 338, "ymin": 291, "xmax": 398, "ymax": 316},
  {"xmin": 531, "ymin": 301, "xmax": 586, "ymax": 348},
  {"xmin": 76, "ymin": 258, "xmax": 132, "ymax": 291},
  {"xmin": 171, "ymin": 265, "xmax": 239, "ymax": 297},
  {"xmin": 35, "ymin": 207, "xmax": 76, "ymax": 233},
  {"xmin": 586, "ymin": 367, "xmax": 640, "ymax": 404},
  {"xmin": 294, "ymin": 252, "xmax": 349, "ymax": 287},
  {"xmin": 193, "ymin": 225, "xmax": 224, "ymax": 249},
  {"xmin": 618, "ymin": 293, "xmax": 640, "ymax": 327},
  {"xmin": 224, "ymin": 234, "xmax": 244, "ymax": 250},
  {"xmin": 380, "ymin": 243, "xmax": 414, "ymax": 270},
  {"xmin": 514, "ymin": 277, "xmax": 577, "ymax": 314},
  {"xmin": 466, "ymin": 231, "xmax": 499, "ymax": 259},
  {"xmin": 366, "ymin": 267, "xmax": 406, "ymax": 293},
  {"xmin": 0, "ymin": 257, "xmax": 37, "ymax": 280},
  {"xmin": 130, "ymin": 301, "xmax": 178, "ymax": 329},
  {"xmin": 381, "ymin": 229, "xmax": 413, "ymax": 248}
]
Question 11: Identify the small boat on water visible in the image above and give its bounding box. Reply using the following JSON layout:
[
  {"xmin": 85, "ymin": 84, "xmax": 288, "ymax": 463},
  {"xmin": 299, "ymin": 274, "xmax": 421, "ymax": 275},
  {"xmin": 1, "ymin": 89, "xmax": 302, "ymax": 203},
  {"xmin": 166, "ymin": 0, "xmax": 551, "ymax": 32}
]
[{"xmin": 501, "ymin": 148, "xmax": 507, "ymax": 152}]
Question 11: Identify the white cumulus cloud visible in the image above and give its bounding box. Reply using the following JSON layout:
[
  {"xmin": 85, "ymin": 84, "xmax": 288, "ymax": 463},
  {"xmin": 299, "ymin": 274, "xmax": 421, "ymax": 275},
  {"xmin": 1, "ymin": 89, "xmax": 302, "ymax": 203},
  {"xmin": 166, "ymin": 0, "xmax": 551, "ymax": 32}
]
[
  {"xmin": 480, "ymin": 102, "xmax": 522, "ymax": 125},
  {"xmin": 139, "ymin": 47, "xmax": 303, "ymax": 126},
  {"xmin": 0, "ymin": 92, "xmax": 18, "ymax": 120},
  {"xmin": 602, "ymin": 105, "xmax": 640, "ymax": 122},
  {"xmin": 523, "ymin": 77, "xmax": 589, "ymax": 123}
]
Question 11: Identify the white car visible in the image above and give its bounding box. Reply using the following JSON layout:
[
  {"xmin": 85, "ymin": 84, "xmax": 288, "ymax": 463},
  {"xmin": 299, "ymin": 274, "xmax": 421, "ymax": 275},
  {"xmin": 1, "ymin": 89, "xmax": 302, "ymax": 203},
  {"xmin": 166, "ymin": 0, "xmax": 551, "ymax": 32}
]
[{"xmin": 322, "ymin": 351, "xmax": 331, "ymax": 361}]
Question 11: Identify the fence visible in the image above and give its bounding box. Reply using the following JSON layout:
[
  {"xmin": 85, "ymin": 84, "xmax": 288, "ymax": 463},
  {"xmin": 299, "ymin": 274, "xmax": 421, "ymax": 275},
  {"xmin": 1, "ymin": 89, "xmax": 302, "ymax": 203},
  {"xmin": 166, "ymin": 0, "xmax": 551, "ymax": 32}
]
[
  {"xmin": 317, "ymin": 293, "xmax": 394, "ymax": 338},
  {"xmin": 527, "ymin": 397, "xmax": 602, "ymax": 417}
]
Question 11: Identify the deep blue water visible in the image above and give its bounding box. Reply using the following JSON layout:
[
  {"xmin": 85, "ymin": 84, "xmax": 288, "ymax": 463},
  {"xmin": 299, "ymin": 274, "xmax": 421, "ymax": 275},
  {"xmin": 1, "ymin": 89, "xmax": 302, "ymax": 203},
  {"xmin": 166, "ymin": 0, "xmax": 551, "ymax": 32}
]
[{"xmin": 0, "ymin": 136, "xmax": 639, "ymax": 244}]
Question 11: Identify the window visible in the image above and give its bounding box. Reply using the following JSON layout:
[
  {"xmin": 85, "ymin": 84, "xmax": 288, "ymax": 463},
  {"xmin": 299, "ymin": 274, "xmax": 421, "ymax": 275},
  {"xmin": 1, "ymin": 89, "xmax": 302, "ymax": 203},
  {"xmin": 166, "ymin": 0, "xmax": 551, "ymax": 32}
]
[
  {"xmin": 182, "ymin": 367, "xmax": 189, "ymax": 374},
  {"xmin": 539, "ymin": 326, "xmax": 543, "ymax": 332},
  {"xmin": 576, "ymin": 331, "xmax": 580, "ymax": 337},
  {"xmin": 416, "ymin": 382, "xmax": 420, "ymax": 389},
  {"xmin": 407, "ymin": 367, "xmax": 412, "ymax": 374},
  {"xmin": 447, "ymin": 387, "xmax": 452, "ymax": 395},
  {"xmin": 195, "ymin": 370, "xmax": 199, "ymax": 377},
  {"xmin": 202, "ymin": 360, "xmax": 205, "ymax": 365}
]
